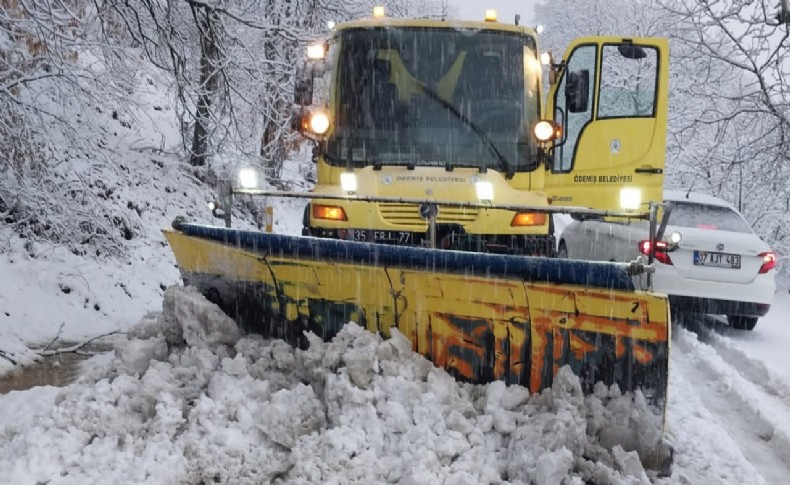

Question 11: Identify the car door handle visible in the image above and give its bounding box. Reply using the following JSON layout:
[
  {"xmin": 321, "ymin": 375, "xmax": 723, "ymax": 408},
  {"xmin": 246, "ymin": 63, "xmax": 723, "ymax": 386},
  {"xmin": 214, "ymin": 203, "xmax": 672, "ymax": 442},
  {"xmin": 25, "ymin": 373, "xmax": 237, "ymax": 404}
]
[{"xmin": 634, "ymin": 167, "xmax": 663, "ymax": 175}]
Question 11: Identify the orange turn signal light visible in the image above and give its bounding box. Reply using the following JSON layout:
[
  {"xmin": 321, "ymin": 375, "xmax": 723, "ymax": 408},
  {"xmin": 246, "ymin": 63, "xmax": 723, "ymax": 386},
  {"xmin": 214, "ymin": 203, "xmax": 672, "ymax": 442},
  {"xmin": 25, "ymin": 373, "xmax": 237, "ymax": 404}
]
[
  {"xmin": 511, "ymin": 212, "xmax": 547, "ymax": 227},
  {"xmin": 312, "ymin": 204, "xmax": 347, "ymax": 221}
]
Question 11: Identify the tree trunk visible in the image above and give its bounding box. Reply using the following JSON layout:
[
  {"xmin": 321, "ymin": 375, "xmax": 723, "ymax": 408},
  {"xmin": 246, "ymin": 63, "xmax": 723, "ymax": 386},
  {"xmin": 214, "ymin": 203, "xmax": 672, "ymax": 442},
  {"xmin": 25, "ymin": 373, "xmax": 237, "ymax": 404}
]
[
  {"xmin": 259, "ymin": 42, "xmax": 286, "ymax": 179},
  {"xmin": 190, "ymin": 7, "xmax": 220, "ymax": 167},
  {"xmin": 259, "ymin": 0, "xmax": 289, "ymax": 180}
]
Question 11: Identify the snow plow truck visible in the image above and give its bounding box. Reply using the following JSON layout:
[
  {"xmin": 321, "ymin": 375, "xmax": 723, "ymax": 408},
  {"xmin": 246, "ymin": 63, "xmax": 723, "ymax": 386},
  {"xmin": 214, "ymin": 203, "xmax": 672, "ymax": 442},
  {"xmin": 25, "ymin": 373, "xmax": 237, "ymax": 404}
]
[{"xmin": 164, "ymin": 8, "xmax": 671, "ymax": 418}]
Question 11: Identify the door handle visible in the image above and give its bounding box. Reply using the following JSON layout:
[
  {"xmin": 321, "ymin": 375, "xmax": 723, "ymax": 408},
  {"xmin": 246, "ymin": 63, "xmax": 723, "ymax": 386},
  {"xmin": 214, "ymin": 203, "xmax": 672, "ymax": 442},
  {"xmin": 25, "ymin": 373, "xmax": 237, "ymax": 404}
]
[{"xmin": 634, "ymin": 167, "xmax": 663, "ymax": 174}]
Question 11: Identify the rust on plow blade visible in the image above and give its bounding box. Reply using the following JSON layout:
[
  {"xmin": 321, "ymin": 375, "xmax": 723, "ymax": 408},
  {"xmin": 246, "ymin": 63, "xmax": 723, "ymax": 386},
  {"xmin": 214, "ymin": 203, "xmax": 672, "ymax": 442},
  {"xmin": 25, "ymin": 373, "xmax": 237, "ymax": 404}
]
[{"xmin": 164, "ymin": 223, "xmax": 670, "ymax": 409}]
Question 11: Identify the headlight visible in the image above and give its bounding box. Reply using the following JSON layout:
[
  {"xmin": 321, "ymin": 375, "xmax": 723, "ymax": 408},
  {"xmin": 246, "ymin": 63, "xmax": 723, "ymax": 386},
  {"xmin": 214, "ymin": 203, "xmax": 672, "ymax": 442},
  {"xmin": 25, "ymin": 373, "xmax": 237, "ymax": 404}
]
[
  {"xmin": 238, "ymin": 168, "xmax": 258, "ymax": 189},
  {"xmin": 340, "ymin": 172, "xmax": 357, "ymax": 192},
  {"xmin": 309, "ymin": 113, "xmax": 330, "ymax": 135},
  {"xmin": 620, "ymin": 187, "xmax": 642, "ymax": 210},
  {"xmin": 533, "ymin": 121, "xmax": 555, "ymax": 142},
  {"xmin": 476, "ymin": 181, "xmax": 494, "ymax": 201},
  {"xmin": 307, "ymin": 44, "xmax": 325, "ymax": 60}
]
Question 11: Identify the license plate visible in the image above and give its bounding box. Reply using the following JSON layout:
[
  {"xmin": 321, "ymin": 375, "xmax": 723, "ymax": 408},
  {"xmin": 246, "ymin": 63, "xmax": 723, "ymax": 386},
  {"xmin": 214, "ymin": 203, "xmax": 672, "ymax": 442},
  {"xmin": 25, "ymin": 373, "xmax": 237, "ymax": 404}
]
[
  {"xmin": 353, "ymin": 229, "xmax": 413, "ymax": 244},
  {"xmin": 693, "ymin": 250, "xmax": 741, "ymax": 269}
]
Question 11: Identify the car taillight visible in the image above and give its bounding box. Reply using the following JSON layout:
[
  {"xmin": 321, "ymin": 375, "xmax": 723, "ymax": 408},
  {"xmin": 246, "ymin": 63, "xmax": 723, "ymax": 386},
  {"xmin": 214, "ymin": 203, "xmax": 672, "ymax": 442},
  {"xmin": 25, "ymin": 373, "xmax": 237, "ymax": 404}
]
[
  {"xmin": 758, "ymin": 251, "xmax": 776, "ymax": 274},
  {"xmin": 312, "ymin": 204, "xmax": 347, "ymax": 221},
  {"xmin": 638, "ymin": 240, "xmax": 673, "ymax": 265}
]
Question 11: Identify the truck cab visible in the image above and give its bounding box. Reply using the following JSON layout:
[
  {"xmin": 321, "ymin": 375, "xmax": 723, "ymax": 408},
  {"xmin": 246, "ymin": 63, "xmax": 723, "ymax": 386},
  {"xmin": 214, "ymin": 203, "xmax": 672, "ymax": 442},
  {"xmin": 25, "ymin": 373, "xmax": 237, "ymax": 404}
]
[{"xmin": 293, "ymin": 8, "xmax": 668, "ymax": 256}]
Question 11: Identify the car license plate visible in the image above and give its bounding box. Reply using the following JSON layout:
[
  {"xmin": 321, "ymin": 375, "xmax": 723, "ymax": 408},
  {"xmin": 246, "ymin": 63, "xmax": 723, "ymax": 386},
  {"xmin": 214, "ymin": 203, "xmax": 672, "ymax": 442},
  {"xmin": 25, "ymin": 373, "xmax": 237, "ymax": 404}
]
[
  {"xmin": 353, "ymin": 229, "xmax": 412, "ymax": 244},
  {"xmin": 693, "ymin": 250, "xmax": 741, "ymax": 269}
]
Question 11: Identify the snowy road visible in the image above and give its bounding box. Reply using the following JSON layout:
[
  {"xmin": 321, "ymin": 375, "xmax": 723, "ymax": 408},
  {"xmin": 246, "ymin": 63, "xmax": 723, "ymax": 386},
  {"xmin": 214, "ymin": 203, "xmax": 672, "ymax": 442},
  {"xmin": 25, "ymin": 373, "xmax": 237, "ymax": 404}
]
[{"xmin": 668, "ymin": 312, "xmax": 790, "ymax": 484}]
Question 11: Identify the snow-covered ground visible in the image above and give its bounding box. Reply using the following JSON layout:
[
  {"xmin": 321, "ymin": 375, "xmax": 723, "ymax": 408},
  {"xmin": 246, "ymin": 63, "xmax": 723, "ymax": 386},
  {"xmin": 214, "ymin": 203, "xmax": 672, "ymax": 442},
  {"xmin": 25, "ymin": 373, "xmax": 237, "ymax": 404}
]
[{"xmin": 0, "ymin": 285, "xmax": 668, "ymax": 484}]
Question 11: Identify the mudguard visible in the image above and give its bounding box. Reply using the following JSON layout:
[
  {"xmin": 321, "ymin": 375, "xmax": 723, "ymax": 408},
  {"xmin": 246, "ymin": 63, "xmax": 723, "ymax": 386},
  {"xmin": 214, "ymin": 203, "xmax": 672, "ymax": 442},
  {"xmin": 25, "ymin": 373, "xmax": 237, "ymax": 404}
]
[{"xmin": 164, "ymin": 223, "xmax": 670, "ymax": 409}]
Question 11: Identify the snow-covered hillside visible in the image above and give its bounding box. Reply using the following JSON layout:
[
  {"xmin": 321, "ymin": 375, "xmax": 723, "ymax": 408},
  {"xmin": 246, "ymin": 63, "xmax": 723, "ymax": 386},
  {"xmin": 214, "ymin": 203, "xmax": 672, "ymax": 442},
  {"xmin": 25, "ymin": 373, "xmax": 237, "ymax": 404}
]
[{"xmin": 0, "ymin": 61, "xmax": 310, "ymax": 374}]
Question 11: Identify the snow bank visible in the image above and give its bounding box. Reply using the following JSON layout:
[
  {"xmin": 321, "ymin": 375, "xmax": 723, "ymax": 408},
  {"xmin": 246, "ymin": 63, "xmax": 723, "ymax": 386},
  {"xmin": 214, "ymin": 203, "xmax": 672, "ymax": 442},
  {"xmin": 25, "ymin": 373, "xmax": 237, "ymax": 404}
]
[{"xmin": 0, "ymin": 285, "xmax": 672, "ymax": 484}]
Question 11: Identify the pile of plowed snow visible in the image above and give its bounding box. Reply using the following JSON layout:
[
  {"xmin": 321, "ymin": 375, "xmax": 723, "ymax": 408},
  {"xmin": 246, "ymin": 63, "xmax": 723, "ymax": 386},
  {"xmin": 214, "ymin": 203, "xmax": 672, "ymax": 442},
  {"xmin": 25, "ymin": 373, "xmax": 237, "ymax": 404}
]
[{"xmin": 1, "ymin": 286, "xmax": 671, "ymax": 484}]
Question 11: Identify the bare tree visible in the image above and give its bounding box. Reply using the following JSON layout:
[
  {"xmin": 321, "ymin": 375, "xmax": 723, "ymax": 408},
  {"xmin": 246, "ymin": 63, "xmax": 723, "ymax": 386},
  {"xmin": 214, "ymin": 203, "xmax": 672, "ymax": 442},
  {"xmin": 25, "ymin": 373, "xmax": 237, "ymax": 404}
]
[
  {"xmin": 656, "ymin": 0, "xmax": 790, "ymax": 268},
  {"xmin": 534, "ymin": 0, "xmax": 665, "ymax": 55},
  {"xmin": 0, "ymin": 0, "xmax": 149, "ymax": 257},
  {"xmin": 0, "ymin": 0, "xmax": 449, "ymax": 257}
]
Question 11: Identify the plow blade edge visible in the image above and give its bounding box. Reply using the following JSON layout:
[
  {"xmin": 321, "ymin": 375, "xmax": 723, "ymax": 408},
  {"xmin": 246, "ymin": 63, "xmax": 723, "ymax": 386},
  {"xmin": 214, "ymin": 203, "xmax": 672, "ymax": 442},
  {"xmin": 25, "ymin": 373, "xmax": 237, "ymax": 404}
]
[{"xmin": 164, "ymin": 224, "xmax": 670, "ymax": 407}]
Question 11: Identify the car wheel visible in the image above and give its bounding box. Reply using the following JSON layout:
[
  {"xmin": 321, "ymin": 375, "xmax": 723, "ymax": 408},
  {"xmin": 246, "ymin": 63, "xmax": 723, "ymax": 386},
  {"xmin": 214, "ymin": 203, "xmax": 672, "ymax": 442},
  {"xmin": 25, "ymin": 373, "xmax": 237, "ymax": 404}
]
[
  {"xmin": 557, "ymin": 241, "xmax": 568, "ymax": 259},
  {"xmin": 727, "ymin": 315, "xmax": 758, "ymax": 331}
]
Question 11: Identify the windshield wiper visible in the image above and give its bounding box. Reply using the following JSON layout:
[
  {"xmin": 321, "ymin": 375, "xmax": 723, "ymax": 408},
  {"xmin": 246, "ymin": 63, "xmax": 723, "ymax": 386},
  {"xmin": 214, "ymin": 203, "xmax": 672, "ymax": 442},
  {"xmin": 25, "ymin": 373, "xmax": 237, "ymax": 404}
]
[{"xmin": 419, "ymin": 84, "xmax": 515, "ymax": 179}]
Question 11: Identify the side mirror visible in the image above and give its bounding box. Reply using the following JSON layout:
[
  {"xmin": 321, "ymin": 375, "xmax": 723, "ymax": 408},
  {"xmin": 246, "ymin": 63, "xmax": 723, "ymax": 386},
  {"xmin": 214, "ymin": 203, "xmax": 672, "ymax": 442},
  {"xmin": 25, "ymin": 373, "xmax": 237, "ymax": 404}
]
[
  {"xmin": 294, "ymin": 81, "xmax": 313, "ymax": 106},
  {"xmin": 294, "ymin": 59, "xmax": 327, "ymax": 107},
  {"xmin": 618, "ymin": 43, "xmax": 647, "ymax": 59},
  {"xmin": 294, "ymin": 65, "xmax": 314, "ymax": 106},
  {"xmin": 540, "ymin": 52, "xmax": 559, "ymax": 84},
  {"xmin": 565, "ymin": 69, "xmax": 590, "ymax": 113}
]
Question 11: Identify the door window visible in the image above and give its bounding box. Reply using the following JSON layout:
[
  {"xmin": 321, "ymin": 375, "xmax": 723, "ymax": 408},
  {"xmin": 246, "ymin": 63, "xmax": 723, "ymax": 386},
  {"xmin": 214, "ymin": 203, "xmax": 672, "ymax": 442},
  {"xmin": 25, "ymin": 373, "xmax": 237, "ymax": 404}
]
[
  {"xmin": 553, "ymin": 45, "xmax": 596, "ymax": 172},
  {"xmin": 598, "ymin": 45, "xmax": 658, "ymax": 119}
]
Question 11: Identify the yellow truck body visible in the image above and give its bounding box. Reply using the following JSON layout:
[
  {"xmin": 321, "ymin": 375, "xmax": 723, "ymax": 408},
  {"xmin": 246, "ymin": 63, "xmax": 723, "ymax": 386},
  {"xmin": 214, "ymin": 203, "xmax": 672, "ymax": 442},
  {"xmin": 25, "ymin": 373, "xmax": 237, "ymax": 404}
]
[{"xmin": 297, "ymin": 17, "xmax": 669, "ymax": 254}]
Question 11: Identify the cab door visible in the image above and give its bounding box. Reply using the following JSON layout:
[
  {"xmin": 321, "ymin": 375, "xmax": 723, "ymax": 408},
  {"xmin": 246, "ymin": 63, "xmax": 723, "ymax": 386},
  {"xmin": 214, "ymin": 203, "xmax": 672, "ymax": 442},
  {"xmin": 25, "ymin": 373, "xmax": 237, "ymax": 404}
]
[{"xmin": 543, "ymin": 37, "xmax": 669, "ymax": 215}]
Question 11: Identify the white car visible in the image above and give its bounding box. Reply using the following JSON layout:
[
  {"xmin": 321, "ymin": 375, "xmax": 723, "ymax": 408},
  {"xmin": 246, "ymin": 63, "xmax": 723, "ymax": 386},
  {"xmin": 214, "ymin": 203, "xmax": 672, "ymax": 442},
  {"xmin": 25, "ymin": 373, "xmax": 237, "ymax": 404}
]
[{"xmin": 557, "ymin": 190, "xmax": 776, "ymax": 330}]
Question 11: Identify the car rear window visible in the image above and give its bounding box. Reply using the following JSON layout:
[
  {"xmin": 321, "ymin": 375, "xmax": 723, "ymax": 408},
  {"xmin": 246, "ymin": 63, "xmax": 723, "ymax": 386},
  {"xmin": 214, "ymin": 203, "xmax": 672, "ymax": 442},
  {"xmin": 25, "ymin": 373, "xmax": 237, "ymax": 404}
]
[{"xmin": 666, "ymin": 201, "xmax": 753, "ymax": 233}]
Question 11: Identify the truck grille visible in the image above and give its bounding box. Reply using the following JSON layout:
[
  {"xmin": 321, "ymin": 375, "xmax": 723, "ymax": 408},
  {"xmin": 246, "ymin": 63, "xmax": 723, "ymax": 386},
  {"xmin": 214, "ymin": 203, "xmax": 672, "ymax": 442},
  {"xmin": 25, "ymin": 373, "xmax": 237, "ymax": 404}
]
[{"xmin": 379, "ymin": 203, "xmax": 479, "ymax": 229}]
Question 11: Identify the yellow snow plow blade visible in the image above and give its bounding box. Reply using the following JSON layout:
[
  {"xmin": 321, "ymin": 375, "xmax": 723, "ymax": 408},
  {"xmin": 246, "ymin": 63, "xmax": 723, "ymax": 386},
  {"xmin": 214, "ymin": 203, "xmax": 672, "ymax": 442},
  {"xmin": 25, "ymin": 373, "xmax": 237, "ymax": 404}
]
[{"xmin": 164, "ymin": 223, "xmax": 669, "ymax": 406}]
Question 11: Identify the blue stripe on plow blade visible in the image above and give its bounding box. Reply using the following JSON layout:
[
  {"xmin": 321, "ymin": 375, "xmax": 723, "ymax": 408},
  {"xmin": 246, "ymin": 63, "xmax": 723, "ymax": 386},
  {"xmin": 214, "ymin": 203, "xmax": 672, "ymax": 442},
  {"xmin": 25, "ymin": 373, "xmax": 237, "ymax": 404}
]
[{"xmin": 177, "ymin": 223, "xmax": 636, "ymax": 291}]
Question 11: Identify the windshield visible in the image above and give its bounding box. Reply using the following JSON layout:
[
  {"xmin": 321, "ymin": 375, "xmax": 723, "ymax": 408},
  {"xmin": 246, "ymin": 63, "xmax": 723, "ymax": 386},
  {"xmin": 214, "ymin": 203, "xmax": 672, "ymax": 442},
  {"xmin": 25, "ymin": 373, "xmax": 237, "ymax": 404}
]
[
  {"xmin": 327, "ymin": 27, "xmax": 540, "ymax": 172},
  {"xmin": 667, "ymin": 202, "xmax": 753, "ymax": 233}
]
